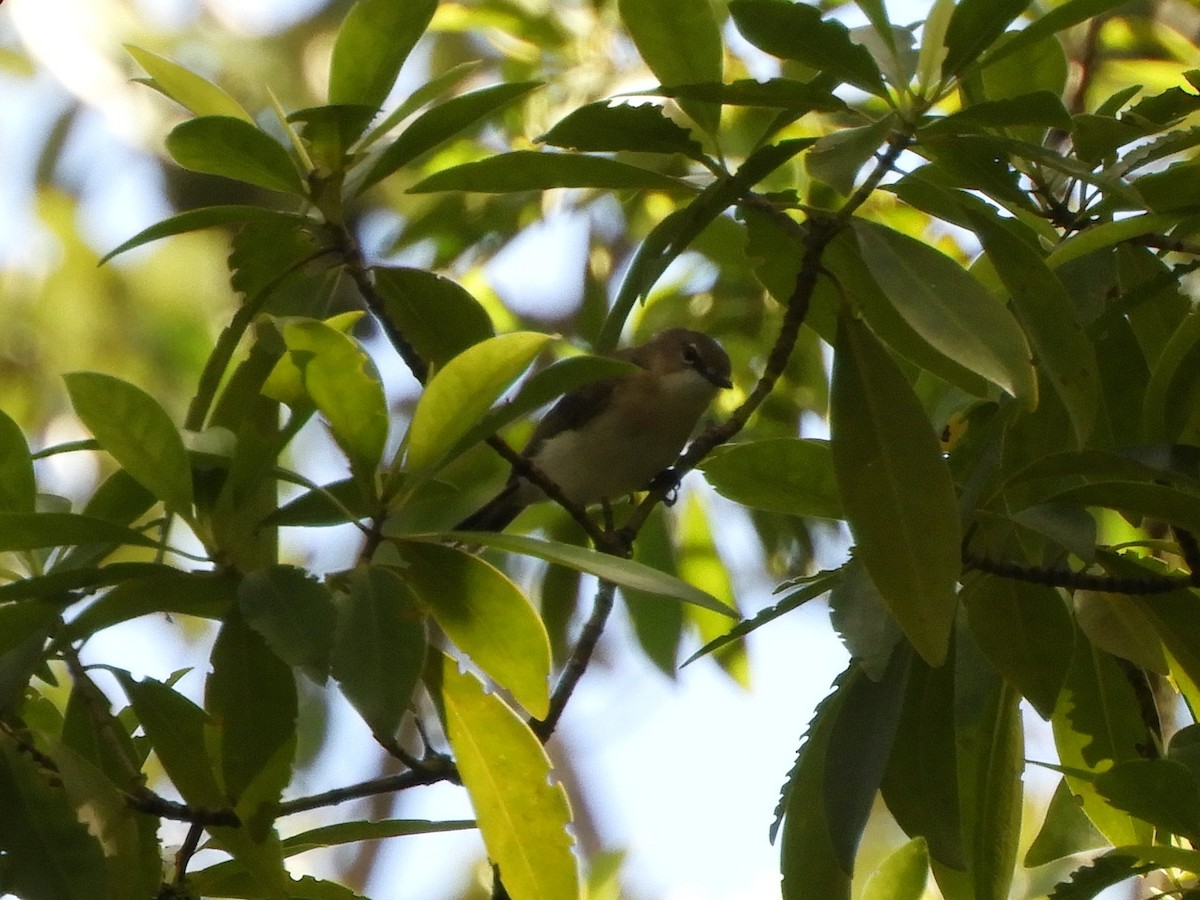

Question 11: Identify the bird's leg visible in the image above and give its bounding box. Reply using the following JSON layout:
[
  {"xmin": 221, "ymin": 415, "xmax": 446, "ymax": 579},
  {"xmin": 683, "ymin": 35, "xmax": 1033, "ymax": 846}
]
[{"xmin": 648, "ymin": 466, "xmax": 682, "ymax": 505}]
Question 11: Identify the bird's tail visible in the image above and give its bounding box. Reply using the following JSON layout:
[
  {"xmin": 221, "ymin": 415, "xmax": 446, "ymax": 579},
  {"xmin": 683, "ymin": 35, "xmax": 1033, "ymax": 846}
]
[{"xmin": 454, "ymin": 483, "xmax": 526, "ymax": 532}]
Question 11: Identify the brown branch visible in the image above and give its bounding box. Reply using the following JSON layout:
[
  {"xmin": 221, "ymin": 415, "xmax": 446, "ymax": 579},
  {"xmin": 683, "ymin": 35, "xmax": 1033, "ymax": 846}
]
[
  {"xmin": 275, "ymin": 764, "xmax": 459, "ymax": 818},
  {"xmin": 173, "ymin": 823, "xmax": 206, "ymax": 890},
  {"xmin": 962, "ymin": 550, "xmax": 1193, "ymax": 594}
]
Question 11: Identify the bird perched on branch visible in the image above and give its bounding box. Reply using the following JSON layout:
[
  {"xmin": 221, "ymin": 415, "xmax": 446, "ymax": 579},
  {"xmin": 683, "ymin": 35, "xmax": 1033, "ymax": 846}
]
[{"xmin": 456, "ymin": 327, "xmax": 732, "ymax": 532}]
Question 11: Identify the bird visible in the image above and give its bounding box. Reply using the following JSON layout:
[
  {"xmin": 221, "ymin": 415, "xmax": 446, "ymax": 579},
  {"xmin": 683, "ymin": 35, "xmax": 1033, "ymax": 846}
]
[{"xmin": 456, "ymin": 327, "xmax": 733, "ymax": 532}]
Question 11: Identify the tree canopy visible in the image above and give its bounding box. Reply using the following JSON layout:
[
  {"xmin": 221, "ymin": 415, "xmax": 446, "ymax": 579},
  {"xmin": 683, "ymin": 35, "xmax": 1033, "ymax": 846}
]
[{"xmin": 5, "ymin": 0, "xmax": 1200, "ymax": 898}]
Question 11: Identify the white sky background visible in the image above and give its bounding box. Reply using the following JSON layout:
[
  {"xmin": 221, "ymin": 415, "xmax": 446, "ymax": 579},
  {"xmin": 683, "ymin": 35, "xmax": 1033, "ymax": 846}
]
[{"xmin": 0, "ymin": 0, "xmax": 1107, "ymax": 898}]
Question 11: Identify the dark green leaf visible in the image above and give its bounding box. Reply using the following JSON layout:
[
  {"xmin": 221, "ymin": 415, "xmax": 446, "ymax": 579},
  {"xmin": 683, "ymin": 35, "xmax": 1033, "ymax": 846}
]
[
  {"xmin": 115, "ymin": 670, "xmax": 224, "ymax": 808},
  {"xmin": 540, "ymin": 102, "xmax": 701, "ymax": 156},
  {"xmin": 0, "ymin": 604, "xmax": 58, "ymax": 658},
  {"xmin": 618, "ymin": 0, "xmax": 723, "ymax": 133},
  {"xmin": 981, "ymin": 0, "xmax": 1132, "ymax": 71},
  {"xmin": 807, "ymin": 115, "xmax": 894, "ymax": 196},
  {"xmin": 359, "ymin": 82, "xmax": 541, "ymax": 193},
  {"xmin": 0, "ymin": 512, "xmax": 159, "ymax": 552},
  {"xmin": 331, "ymin": 565, "xmax": 426, "ymax": 740},
  {"xmin": 205, "ymin": 612, "xmax": 297, "ymax": 810},
  {"xmin": 0, "ymin": 737, "xmax": 108, "ymax": 900},
  {"xmin": 828, "ymin": 558, "xmax": 903, "ymax": 681},
  {"xmin": 922, "ymin": 91, "xmax": 1072, "ymax": 135},
  {"xmin": 408, "ymin": 151, "xmax": 691, "ymax": 194},
  {"xmin": 239, "ymin": 566, "xmax": 337, "ymax": 685},
  {"xmin": 0, "ymin": 410, "xmax": 35, "ymax": 514},
  {"xmin": 730, "ymin": 0, "xmax": 886, "ymax": 97},
  {"xmin": 59, "ymin": 570, "xmax": 237, "ymax": 645},
  {"xmin": 100, "ymin": 206, "xmax": 308, "ymax": 265},
  {"xmin": 373, "ymin": 267, "xmax": 494, "ymax": 368},
  {"xmin": 280, "ymin": 818, "xmax": 475, "ymax": 856},
  {"xmin": 289, "ymin": 104, "xmax": 376, "ymax": 168},
  {"xmin": 962, "ymin": 574, "xmax": 1073, "ymax": 719},
  {"xmin": 165, "ymin": 116, "xmax": 304, "ymax": 195},
  {"xmin": 1048, "ymin": 853, "xmax": 1153, "ymax": 900},
  {"xmin": 1133, "ymin": 162, "xmax": 1200, "ymax": 212},
  {"xmin": 967, "ymin": 208, "xmax": 1100, "ymax": 443},
  {"xmin": 267, "ymin": 478, "xmax": 374, "ymax": 527},
  {"xmin": 328, "ymin": 0, "xmax": 438, "ymax": 114},
  {"xmin": 830, "ymin": 313, "xmax": 961, "ymax": 666},
  {"xmin": 651, "ymin": 78, "xmax": 848, "ymax": 112},
  {"xmin": 941, "ymin": 0, "xmax": 1030, "ymax": 79},
  {"xmin": 700, "ymin": 438, "xmax": 841, "ymax": 519},
  {"xmin": 1095, "ymin": 759, "xmax": 1200, "ymax": 840}
]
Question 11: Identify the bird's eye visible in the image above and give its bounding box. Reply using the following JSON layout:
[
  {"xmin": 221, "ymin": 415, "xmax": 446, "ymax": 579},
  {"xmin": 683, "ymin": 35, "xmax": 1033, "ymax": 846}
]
[{"xmin": 682, "ymin": 342, "xmax": 700, "ymax": 366}]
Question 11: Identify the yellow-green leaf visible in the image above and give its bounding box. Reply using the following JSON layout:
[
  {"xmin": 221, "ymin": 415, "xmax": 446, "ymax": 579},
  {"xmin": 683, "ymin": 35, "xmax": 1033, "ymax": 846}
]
[
  {"xmin": 126, "ymin": 45, "xmax": 252, "ymax": 122},
  {"xmin": 441, "ymin": 658, "xmax": 580, "ymax": 900}
]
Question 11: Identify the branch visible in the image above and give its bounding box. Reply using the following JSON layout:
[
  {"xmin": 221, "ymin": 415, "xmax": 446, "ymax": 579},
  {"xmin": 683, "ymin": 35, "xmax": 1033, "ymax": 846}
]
[
  {"xmin": 962, "ymin": 550, "xmax": 1194, "ymax": 594},
  {"xmin": 530, "ymin": 580, "xmax": 617, "ymax": 742},
  {"xmin": 275, "ymin": 763, "xmax": 459, "ymax": 818}
]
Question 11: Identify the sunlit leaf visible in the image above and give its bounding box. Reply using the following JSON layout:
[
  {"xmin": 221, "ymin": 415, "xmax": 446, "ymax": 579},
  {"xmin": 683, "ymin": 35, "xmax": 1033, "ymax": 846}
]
[
  {"xmin": 165, "ymin": 116, "xmax": 304, "ymax": 195},
  {"xmin": 406, "ymin": 331, "xmax": 552, "ymax": 478},
  {"xmin": 398, "ymin": 542, "xmax": 550, "ymax": 718},
  {"xmin": 126, "ymin": 45, "xmax": 252, "ymax": 122},
  {"xmin": 65, "ymin": 372, "xmax": 193, "ymax": 512},
  {"xmin": 440, "ymin": 659, "xmax": 579, "ymax": 900},
  {"xmin": 618, "ymin": 0, "xmax": 723, "ymax": 133},
  {"xmin": 1024, "ymin": 778, "xmax": 1108, "ymax": 867},
  {"xmin": 328, "ymin": 0, "xmax": 438, "ymax": 115},
  {"xmin": 861, "ymin": 837, "xmax": 929, "ymax": 900}
]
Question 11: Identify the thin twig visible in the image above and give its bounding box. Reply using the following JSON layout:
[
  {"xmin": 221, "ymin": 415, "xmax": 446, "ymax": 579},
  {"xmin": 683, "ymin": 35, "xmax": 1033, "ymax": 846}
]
[
  {"xmin": 531, "ymin": 580, "xmax": 617, "ymax": 741},
  {"xmin": 173, "ymin": 823, "xmax": 205, "ymax": 888},
  {"xmin": 275, "ymin": 764, "xmax": 459, "ymax": 818}
]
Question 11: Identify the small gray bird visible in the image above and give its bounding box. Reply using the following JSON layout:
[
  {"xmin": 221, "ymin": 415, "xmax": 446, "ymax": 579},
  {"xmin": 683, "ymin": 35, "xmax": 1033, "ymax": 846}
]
[{"xmin": 457, "ymin": 327, "xmax": 732, "ymax": 532}]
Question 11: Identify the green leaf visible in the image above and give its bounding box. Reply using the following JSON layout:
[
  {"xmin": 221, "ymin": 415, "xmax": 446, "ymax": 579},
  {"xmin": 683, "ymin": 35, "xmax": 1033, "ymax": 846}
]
[
  {"xmin": 729, "ymin": 0, "xmax": 886, "ymax": 96},
  {"xmin": 1051, "ymin": 637, "xmax": 1155, "ymax": 847},
  {"xmin": 408, "ymin": 150, "xmax": 691, "ymax": 194},
  {"xmin": 205, "ymin": 612, "xmax": 297, "ymax": 809},
  {"xmin": 922, "ymin": 91, "xmax": 1072, "ymax": 135},
  {"xmin": 0, "ymin": 409, "xmax": 35, "ymax": 513},
  {"xmin": 0, "ymin": 737, "xmax": 108, "ymax": 900},
  {"xmin": 279, "ymin": 818, "xmax": 475, "ymax": 857},
  {"xmin": 372, "ymin": 267, "xmax": 494, "ymax": 368},
  {"xmin": 165, "ymin": 116, "xmax": 304, "ymax": 195},
  {"xmin": 0, "ymin": 603, "xmax": 58, "ymax": 658},
  {"xmin": 1094, "ymin": 759, "xmax": 1200, "ymax": 840},
  {"xmin": 328, "ymin": 0, "xmax": 438, "ymax": 114},
  {"xmin": 398, "ymin": 542, "xmax": 550, "ymax": 718},
  {"xmin": 968, "ymin": 209, "xmax": 1100, "ymax": 443},
  {"xmin": 1046, "ymin": 213, "xmax": 1177, "ymax": 269},
  {"xmin": 238, "ymin": 566, "xmax": 337, "ymax": 685},
  {"xmin": 861, "ymin": 837, "xmax": 929, "ymax": 900},
  {"xmin": 406, "ymin": 331, "xmax": 552, "ymax": 477},
  {"xmin": 1025, "ymin": 778, "xmax": 1108, "ymax": 866},
  {"xmin": 271, "ymin": 318, "xmax": 388, "ymax": 483},
  {"xmin": 807, "ymin": 114, "xmax": 895, "ymax": 197},
  {"xmin": 358, "ymin": 82, "xmax": 540, "ymax": 193},
  {"xmin": 778, "ymin": 653, "xmax": 910, "ymax": 900},
  {"xmin": 289, "ymin": 104, "xmax": 377, "ymax": 169},
  {"xmin": 126, "ymin": 45, "xmax": 252, "ymax": 122},
  {"xmin": 650, "ymin": 78, "xmax": 848, "ymax": 112},
  {"xmin": 955, "ymin": 633, "xmax": 1024, "ymax": 900},
  {"xmin": 830, "ymin": 314, "xmax": 961, "ymax": 667},
  {"xmin": 100, "ymin": 206, "xmax": 308, "ymax": 265},
  {"xmin": 941, "ymin": 0, "xmax": 1030, "ymax": 79},
  {"xmin": 59, "ymin": 569, "xmax": 237, "ymax": 645},
  {"xmin": 440, "ymin": 658, "xmax": 579, "ymax": 900},
  {"xmin": 618, "ymin": 0, "xmax": 723, "ymax": 133},
  {"xmin": 65, "ymin": 372, "xmax": 194, "ymax": 512},
  {"xmin": 1073, "ymin": 590, "xmax": 1167, "ymax": 675},
  {"xmin": 828, "ymin": 557, "xmax": 903, "ymax": 681},
  {"xmin": 540, "ymin": 101, "xmax": 702, "ymax": 156},
  {"xmin": 980, "ymin": 0, "xmax": 1132, "ymax": 71},
  {"xmin": 852, "ymin": 219, "xmax": 1036, "ymax": 404},
  {"xmin": 0, "ymin": 512, "xmax": 160, "ymax": 552},
  {"xmin": 430, "ymin": 531, "xmax": 736, "ymax": 618},
  {"xmin": 962, "ymin": 574, "xmax": 1073, "ymax": 719},
  {"xmin": 1049, "ymin": 853, "xmax": 1154, "ymax": 900},
  {"xmin": 700, "ymin": 438, "xmax": 841, "ymax": 519},
  {"xmin": 115, "ymin": 670, "xmax": 224, "ymax": 808},
  {"xmin": 331, "ymin": 565, "xmax": 426, "ymax": 740}
]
